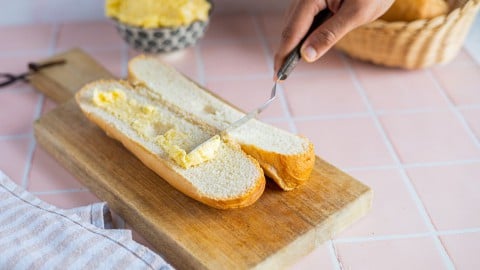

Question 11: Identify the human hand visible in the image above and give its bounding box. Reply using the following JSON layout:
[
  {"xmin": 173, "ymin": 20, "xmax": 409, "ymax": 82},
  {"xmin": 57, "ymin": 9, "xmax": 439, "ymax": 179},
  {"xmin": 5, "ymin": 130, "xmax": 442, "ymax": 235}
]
[{"xmin": 274, "ymin": 0, "xmax": 394, "ymax": 78}]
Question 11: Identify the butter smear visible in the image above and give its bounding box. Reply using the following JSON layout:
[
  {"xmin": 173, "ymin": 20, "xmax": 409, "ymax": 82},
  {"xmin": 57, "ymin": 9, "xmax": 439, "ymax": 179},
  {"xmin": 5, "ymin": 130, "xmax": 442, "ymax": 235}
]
[{"xmin": 93, "ymin": 89, "xmax": 220, "ymax": 168}]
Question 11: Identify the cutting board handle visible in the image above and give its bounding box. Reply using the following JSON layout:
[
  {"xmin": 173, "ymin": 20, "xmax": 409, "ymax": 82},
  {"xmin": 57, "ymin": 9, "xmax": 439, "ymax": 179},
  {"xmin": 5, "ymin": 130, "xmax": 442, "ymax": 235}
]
[{"xmin": 29, "ymin": 48, "xmax": 115, "ymax": 103}]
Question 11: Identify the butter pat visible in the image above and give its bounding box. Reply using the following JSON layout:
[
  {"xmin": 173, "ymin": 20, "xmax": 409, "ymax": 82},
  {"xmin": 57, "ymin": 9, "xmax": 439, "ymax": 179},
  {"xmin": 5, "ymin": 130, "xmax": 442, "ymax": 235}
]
[
  {"xmin": 157, "ymin": 130, "xmax": 220, "ymax": 169},
  {"xmin": 92, "ymin": 89, "xmax": 220, "ymax": 168},
  {"xmin": 93, "ymin": 89, "xmax": 125, "ymax": 105},
  {"xmin": 106, "ymin": 0, "xmax": 211, "ymax": 28}
]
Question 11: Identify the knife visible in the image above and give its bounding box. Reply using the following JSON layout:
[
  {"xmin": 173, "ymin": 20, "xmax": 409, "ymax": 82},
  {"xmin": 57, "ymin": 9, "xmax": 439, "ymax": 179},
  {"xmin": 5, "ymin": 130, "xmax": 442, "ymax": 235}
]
[{"xmin": 189, "ymin": 9, "xmax": 333, "ymax": 154}]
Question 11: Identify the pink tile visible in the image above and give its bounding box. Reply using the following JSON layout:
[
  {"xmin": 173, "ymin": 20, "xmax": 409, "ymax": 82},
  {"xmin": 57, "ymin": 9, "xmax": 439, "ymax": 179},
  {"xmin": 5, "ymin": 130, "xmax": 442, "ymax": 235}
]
[
  {"xmin": 203, "ymin": 14, "xmax": 258, "ymax": 42},
  {"xmin": 56, "ymin": 20, "xmax": 123, "ymax": 51},
  {"xmin": 350, "ymin": 57, "xmax": 406, "ymax": 77},
  {"xmin": 290, "ymin": 244, "xmax": 335, "ymax": 270},
  {"xmin": 129, "ymin": 46, "xmax": 199, "ymax": 81},
  {"xmin": 0, "ymin": 52, "xmax": 49, "ymax": 84},
  {"xmin": 28, "ymin": 146, "xmax": 82, "ymax": 192},
  {"xmin": 266, "ymin": 36, "xmax": 281, "ymax": 58},
  {"xmin": 338, "ymin": 169, "xmax": 428, "ymax": 238},
  {"xmin": 406, "ymin": 163, "xmax": 480, "ymax": 230},
  {"xmin": 381, "ymin": 111, "xmax": 480, "ymax": 164},
  {"xmin": 441, "ymin": 232, "xmax": 480, "ymax": 270},
  {"xmin": 460, "ymin": 108, "xmax": 480, "ymax": 138},
  {"xmin": 355, "ymin": 69, "xmax": 449, "ymax": 111},
  {"xmin": 0, "ymin": 89, "xmax": 41, "ymax": 135},
  {"xmin": 88, "ymin": 48, "xmax": 124, "ymax": 78},
  {"xmin": 41, "ymin": 97, "xmax": 58, "ymax": 116},
  {"xmin": 296, "ymin": 117, "xmax": 394, "ymax": 168},
  {"xmin": 36, "ymin": 191, "xmax": 100, "ymax": 209},
  {"xmin": 335, "ymin": 237, "xmax": 447, "ymax": 270},
  {"xmin": 432, "ymin": 66, "xmax": 480, "ymax": 105},
  {"xmin": 200, "ymin": 41, "xmax": 270, "ymax": 79},
  {"xmin": 206, "ymin": 78, "xmax": 285, "ymax": 119},
  {"xmin": 283, "ymin": 71, "xmax": 367, "ymax": 116},
  {"xmin": 0, "ymin": 52, "xmax": 49, "ymax": 92},
  {"xmin": 0, "ymin": 24, "xmax": 53, "ymax": 52},
  {"xmin": 0, "ymin": 138, "xmax": 30, "ymax": 186},
  {"xmin": 258, "ymin": 13, "xmax": 285, "ymax": 39}
]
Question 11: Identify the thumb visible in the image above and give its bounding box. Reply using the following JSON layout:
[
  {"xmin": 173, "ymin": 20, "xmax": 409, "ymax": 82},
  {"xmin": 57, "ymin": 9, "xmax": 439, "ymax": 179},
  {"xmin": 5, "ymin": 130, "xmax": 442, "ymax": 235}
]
[{"xmin": 300, "ymin": 9, "xmax": 356, "ymax": 62}]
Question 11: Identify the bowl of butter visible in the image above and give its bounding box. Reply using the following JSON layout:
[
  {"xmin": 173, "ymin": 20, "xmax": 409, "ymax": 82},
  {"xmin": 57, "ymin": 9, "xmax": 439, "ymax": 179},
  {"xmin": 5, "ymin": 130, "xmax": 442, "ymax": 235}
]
[{"xmin": 106, "ymin": 0, "xmax": 212, "ymax": 53}]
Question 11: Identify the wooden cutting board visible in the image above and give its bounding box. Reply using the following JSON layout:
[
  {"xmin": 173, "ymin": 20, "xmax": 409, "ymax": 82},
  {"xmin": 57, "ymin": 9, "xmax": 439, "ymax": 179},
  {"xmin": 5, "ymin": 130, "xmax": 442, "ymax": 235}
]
[{"xmin": 31, "ymin": 49, "xmax": 372, "ymax": 270}]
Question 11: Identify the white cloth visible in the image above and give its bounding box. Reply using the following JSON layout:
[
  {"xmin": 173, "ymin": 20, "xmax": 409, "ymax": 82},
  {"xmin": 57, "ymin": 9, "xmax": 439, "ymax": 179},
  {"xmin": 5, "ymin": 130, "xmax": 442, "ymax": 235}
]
[{"xmin": 0, "ymin": 170, "xmax": 173, "ymax": 270}]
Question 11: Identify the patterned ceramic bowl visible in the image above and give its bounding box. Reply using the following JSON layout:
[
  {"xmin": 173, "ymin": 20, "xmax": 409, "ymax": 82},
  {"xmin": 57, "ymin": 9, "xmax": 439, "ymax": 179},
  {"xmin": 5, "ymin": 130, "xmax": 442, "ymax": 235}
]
[{"xmin": 111, "ymin": 2, "xmax": 212, "ymax": 54}]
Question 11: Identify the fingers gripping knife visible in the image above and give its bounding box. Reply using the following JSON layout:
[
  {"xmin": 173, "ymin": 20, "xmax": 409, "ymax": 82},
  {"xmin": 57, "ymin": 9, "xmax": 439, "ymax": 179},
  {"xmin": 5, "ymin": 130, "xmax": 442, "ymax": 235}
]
[{"xmin": 189, "ymin": 9, "xmax": 333, "ymax": 154}]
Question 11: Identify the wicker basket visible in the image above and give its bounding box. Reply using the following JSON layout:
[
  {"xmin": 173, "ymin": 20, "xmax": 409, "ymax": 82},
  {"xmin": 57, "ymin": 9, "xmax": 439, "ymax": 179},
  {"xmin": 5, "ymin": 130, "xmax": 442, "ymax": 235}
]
[{"xmin": 335, "ymin": 0, "xmax": 480, "ymax": 69}]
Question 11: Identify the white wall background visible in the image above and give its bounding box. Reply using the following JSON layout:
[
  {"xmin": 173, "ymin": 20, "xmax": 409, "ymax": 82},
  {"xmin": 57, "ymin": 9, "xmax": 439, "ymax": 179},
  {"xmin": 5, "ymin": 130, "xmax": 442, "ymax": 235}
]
[{"xmin": 0, "ymin": 0, "xmax": 291, "ymax": 25}]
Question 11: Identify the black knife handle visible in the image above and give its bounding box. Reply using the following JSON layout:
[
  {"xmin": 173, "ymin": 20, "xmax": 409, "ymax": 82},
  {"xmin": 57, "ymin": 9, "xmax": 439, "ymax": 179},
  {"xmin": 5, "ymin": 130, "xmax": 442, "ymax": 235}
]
[{"xmin": 277, "ymin": 9, "xmax": 333, "ymax": 81}]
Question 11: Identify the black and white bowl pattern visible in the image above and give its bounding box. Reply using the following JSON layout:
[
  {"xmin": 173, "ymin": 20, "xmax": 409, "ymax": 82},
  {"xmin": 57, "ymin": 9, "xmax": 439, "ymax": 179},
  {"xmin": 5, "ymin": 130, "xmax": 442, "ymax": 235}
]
[{"xmin": 113, "ymin": 19, "xmax": 209, "ymax": 53}]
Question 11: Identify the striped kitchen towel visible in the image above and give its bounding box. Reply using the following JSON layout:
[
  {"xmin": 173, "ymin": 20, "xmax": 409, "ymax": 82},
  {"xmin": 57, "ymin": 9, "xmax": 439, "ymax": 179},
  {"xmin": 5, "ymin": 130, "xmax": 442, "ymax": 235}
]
[{"xmin": 0, "ymin": 170, "xmax": 173, "ymax": 270}]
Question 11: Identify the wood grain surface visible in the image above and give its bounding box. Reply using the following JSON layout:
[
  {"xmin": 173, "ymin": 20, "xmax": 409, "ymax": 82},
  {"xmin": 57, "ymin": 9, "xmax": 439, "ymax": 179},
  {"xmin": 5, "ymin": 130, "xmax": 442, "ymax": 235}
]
[{"xmin": 32, "ymin": 49, "xmax": 372, "ymax": 270}]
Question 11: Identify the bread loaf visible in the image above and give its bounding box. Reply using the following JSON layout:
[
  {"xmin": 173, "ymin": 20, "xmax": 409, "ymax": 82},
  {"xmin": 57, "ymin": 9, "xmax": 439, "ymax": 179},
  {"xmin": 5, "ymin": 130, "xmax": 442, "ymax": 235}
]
[
  {"xmin": 380, "ymin": 0, "xmax": 449, "ymax": 22},
  {"xmin": 75, "ymin": 80, "xmax": 265, "ymax": 209},
  {"xmin": 128, "ymin": 55, "xmax": 315, "ymax": 191}
]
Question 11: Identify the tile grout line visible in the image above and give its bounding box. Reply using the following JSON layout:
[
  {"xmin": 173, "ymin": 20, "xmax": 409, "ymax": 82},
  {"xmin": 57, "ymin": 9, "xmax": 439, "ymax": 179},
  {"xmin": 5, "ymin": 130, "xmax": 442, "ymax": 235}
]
[
  {"xmin": 31, "ymin": 188, "xmax": 89, "ymax": 195},
  {"xmin": 402, "ymin": 158, "xmax": 480, "ymax": 168},
  {"xmin": 215, "ymin": 103, "xmax": 480, "ymax": 123},
  {"xmin": 21, "ymin": 22, "xmax": 59, "ymax": 189},
  {"xmin": 339, "ymin": 54, "xmax": 456, "ymax": 270},
  {"xmin": 335, "ymin": 232, "xmax": 431, "ymax": 244},
  {"xmin": 293, "ymin": 112, "xmax": 371, "ymax": 122},
  {"xmin": 204, "ymin": 69, "xmax": 346, "ymax": 82},
  {"xmin": 456, "ymin": 104, "xmax": 480, "ymax": 110},
  {"xmin": 21, "ymin": 95, "xmax": 44, "ymax": 189},
  {"xmin": 49, "ymin": 22, "xmax": 60, "ymax": 55},
  {"xmin": 327, "ymin": 240, "xmax": 343, "ymax": 270},
  {"xmin": 0, "ymin": 87, "xmax": 36, "ymax": 94},
  {"xmin": 335, "ymin": 227, "xmax": 480, "ymax": 244},
  {"xmin": 255, "ymin": 14, "xmax": 339, "ymax": 269},
  {"xmin": 251, "ymin": 14, "xmax": 298, "ymax": 134},
  {"xmin": 197, "ymin": 101, "xmax": 480, "ymax": 123},
  {"xmin": 344, "ymin": 159, "xmax": 480, "ymax": 171},
  {"xmin": 0, "ymin": 134, "xmax": 32, "ymax": 141},
  {"xmin": 426, "ymin": 69, "xmax": 480, "ymax": 149},
  {"xmin": 120, "ymin": 43, "xmax": 129, "ymax": 78},
  {"xmin": 0, "ymin": 46, "xmax": 125, "ymax": 58},
  {"xmin": 206, "ymin": 73, "xmax": 272, "ymax": 82},
  {"xmin": 463, "ymin": 40, "xmax": 480, "ymax": 66},
  {"xmin": 194, "ymin": 44, "xmax": 206, "ymax": 85},
  {"xmin": 0, "ymin": 50, "xmax": 51, "ymax": 58}
]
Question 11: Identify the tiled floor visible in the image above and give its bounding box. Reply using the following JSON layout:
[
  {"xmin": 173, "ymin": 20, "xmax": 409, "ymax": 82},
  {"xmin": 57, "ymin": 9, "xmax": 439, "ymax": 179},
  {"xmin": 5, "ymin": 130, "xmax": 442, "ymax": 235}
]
[{"xmin": 1, "ymin": 12, "xmax": 479, "ymax": 269}]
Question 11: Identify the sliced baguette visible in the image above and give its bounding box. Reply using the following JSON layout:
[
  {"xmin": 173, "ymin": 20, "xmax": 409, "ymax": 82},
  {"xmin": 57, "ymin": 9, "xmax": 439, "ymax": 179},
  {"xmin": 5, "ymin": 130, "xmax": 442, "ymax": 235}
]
[
  {"xmin": 128, "ymin": 56, "xmax": 315, "ymax": 190},
  {"xmin": 75, "ymin": 80, "xmax": 265, "ymax": 209}
]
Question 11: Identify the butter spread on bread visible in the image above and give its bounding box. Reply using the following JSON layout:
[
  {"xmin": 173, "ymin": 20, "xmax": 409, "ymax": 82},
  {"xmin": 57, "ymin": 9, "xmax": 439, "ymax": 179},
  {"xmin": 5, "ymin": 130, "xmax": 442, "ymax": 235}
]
[
  {"xmin": 156, "ymin": 129, "xmax": 221, "ymax": 169},
  {"xmin": 128, "ymin": 56, "xmax": 315, "ymax": 191},
  {"xmin": 76, "ymin": 81, "xmax": 265, "ymax": 209},
  {"xmin": 92, "ymin": 88, "xmax": 220, "ymax": 168}
]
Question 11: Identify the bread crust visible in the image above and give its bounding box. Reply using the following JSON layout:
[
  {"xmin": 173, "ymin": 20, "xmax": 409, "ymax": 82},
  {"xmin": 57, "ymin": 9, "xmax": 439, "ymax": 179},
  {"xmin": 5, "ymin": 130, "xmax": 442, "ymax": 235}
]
[
  {"xmin": 240, "ymin": 141, "xmax": 315, "ymax": 191},
  {"xmin": 380, "ymin": 0, "xmax": 449, "ymax": 22},
  {"xmin": 75, "ymin": 81, "xmax": 266, "ymax": 209}
]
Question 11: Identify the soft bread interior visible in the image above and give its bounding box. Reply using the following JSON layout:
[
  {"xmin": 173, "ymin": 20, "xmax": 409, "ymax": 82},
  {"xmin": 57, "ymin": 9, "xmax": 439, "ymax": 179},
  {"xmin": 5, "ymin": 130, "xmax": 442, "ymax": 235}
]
[
  {"xmin": 76, "ymin": 80, "xmax": 265, "ymax": 209},
  {"xmin": 128, "ymin": 56, "xmax": 315, "ymax": 190}
]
